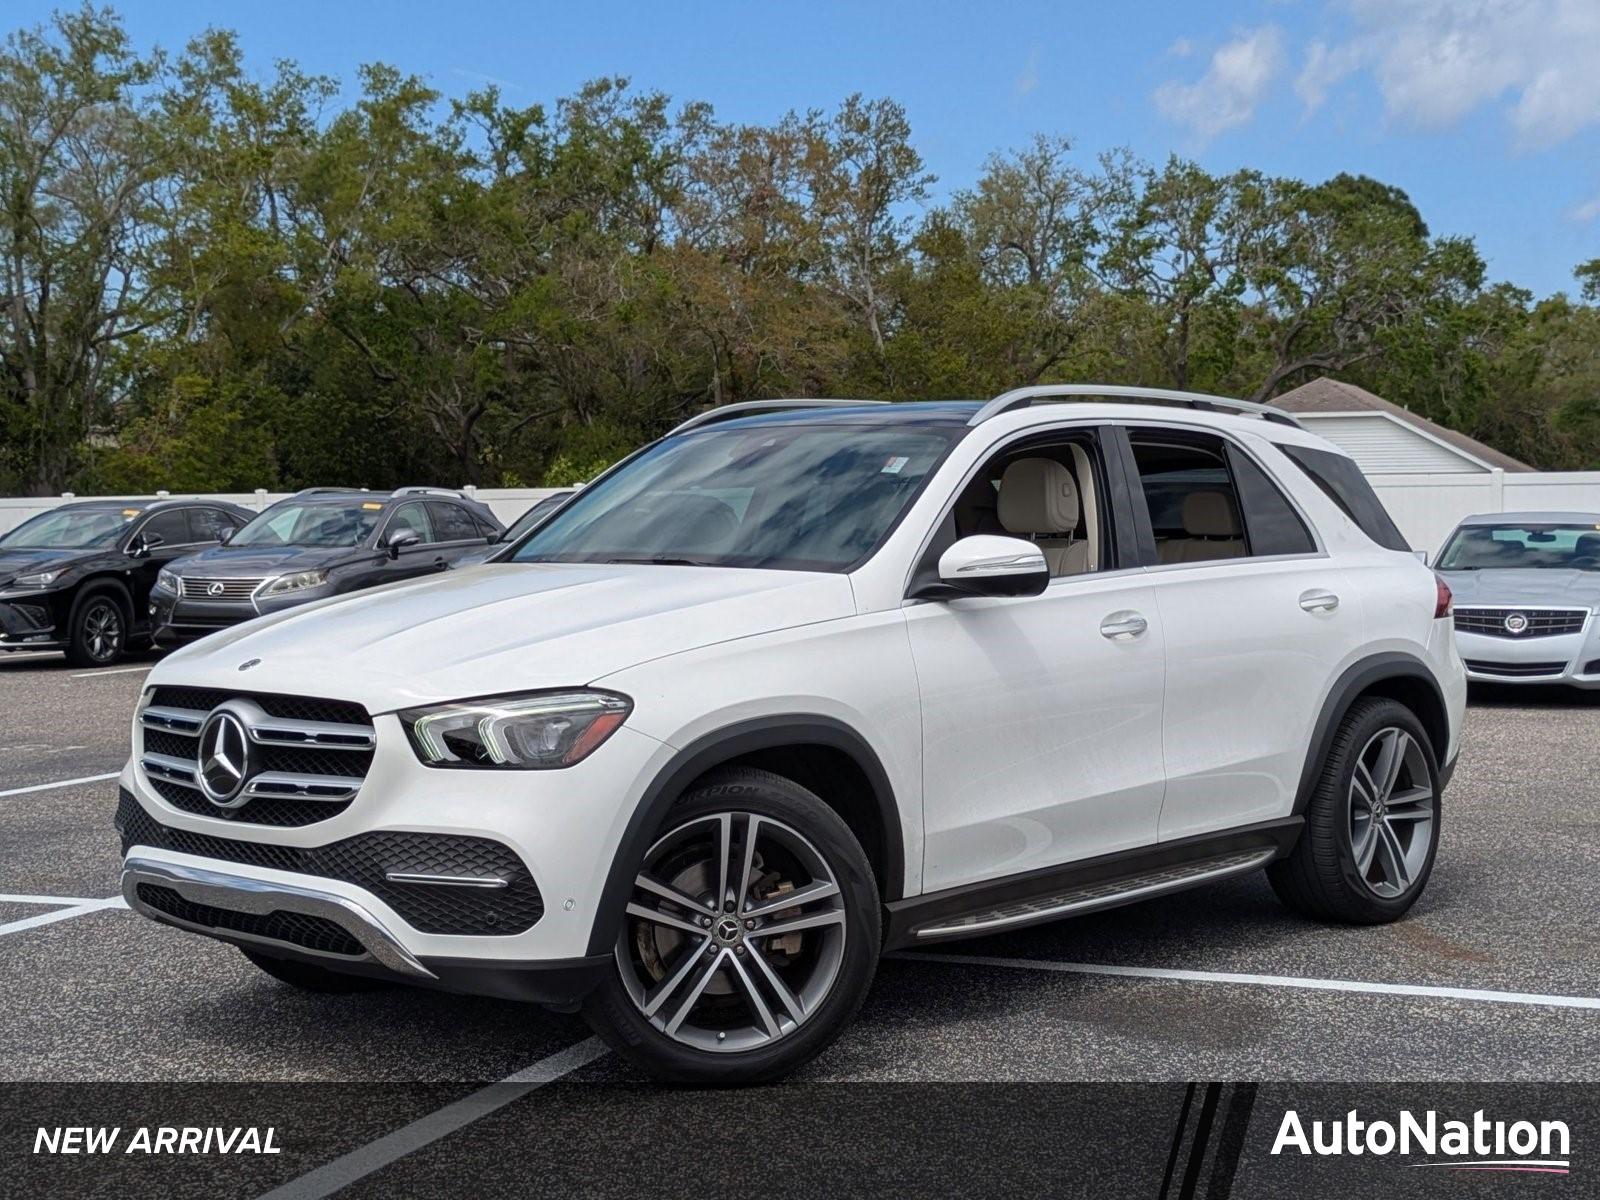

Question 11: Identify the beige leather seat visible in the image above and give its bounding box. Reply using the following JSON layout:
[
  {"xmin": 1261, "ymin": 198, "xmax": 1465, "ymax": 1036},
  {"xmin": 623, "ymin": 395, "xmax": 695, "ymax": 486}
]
[
  {"xmin": 1157, "ymin": 490, "xmax": 1245, "ymax": 564},
  {"xmin": 997, "ymin": 458, "xmax": 1091, "ymax": 576}
]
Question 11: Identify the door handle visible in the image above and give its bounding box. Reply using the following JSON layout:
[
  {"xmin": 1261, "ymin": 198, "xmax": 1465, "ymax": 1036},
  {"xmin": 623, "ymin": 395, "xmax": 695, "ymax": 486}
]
[
  {"xmin": 1099, "ymin": 611, "xmax": 1148, "ymax": 641},
  {"xmin": 1299, "ymin": 589, "xmax": 1340, "ymax": 613}
]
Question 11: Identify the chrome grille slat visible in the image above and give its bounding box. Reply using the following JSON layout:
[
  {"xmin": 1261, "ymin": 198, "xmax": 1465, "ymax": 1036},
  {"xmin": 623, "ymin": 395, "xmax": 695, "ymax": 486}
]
[
  {"xmin": 142, "ymin": 753, "xmax": 200, "ymax": 789},
  {"xmin": 247, "ymin": 717, "xmax": 376, "ymax": 751},
  {"xmin": 244, "ymin": 772, "xmax": 364, "ymax": 802},
  {"xmin": 140, "ymin": 705, "xmax": 208, "ymax": 735}
]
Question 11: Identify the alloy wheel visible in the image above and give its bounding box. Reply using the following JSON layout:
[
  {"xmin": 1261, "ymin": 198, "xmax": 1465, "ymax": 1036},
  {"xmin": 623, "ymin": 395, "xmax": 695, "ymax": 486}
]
[
  {"xmin": 83, "ymin": 601, "xmax": 123, "ymax": 662},
  {"xmin": 1347, "ymin": 726, "xmax": 1435, "ymax": 899},
  {"xmin": 616, "ymin": 811, "xmax": 848, "ymax": 1054}
]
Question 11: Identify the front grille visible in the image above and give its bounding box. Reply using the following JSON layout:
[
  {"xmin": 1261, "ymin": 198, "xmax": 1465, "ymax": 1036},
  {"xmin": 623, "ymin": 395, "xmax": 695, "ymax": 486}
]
[
  {"xmin": 1463, "ymin": 659, "xmax": 1568, "ymax": 677},
  {"xmin": 176, "ymin": 577, "xmax": 264, "ymax": 601},
  {"xmin": 135, "ymin": 883, "xmax": 364, "ymax": 956},
  {"xmin": 1454, "ymin": 607, "xmax": 1588, "ymax": 638},
  {"xmin": 118, "ymin": 790, "xmax": 543, "ymax": 935},
  {"xmin": 139, "ymin": 687, "xmax": 373, "ymax": 827}
]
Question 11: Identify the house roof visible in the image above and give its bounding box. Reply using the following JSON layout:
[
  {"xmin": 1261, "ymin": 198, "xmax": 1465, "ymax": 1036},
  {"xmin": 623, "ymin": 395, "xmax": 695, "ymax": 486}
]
[{"xmin": 1270, "ymin": 377, "xmax": 1533, "ymax": 473}]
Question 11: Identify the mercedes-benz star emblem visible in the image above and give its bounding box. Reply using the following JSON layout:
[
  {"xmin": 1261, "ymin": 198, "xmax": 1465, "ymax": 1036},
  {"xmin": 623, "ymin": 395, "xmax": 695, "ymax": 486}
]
[
  {"xmin": 207, "ymin": 581, "xmax": 226, "ymax": 597},
  {"xmin": 196, "ymin": 711, "xmax": 252, "ymax": 807},
  {"xmin": 1504, "ymin": 612, "xmax": 1529, "ymax": 635}
]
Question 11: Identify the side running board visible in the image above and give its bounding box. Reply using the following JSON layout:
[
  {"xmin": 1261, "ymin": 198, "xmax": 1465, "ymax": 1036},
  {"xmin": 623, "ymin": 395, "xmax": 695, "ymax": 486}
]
[{"xmin": 909, "ymin": 848, "xmax": 1277, "ymax": 942}]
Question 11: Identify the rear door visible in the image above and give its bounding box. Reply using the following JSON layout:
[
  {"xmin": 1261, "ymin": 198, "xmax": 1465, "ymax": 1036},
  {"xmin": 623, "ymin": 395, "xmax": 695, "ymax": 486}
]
[
  {"xmin": 426, "ymin": 500, "xmax": 495, "ymax": 565},
  {"xmin": 1121, "ymin": 424, "xmax": 1364, "ymax": 839}
]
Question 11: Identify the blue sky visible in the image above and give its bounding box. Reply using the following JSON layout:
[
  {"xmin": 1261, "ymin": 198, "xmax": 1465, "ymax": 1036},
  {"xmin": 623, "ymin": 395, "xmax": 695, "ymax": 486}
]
[{"xmin": 13, "ymin": 1, "xmax": 1599, "ymax": 297}]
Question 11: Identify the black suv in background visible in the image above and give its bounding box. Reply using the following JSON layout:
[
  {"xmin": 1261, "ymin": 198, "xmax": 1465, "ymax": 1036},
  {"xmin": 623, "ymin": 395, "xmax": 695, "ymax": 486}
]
[
  {"xmin": 0, "ymin": 498, "xmax": 253, "ymax": 665},
  {"xmin": 151, "ymin": 487, "xmax": 504, "ymax": 644}
]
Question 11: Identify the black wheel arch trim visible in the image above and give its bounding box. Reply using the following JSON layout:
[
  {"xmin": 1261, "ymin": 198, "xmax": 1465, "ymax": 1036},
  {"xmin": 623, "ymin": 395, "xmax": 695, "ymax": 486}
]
[
  {"xmin": 586, "ymin": 714, "xmax": 905, "ymax": 957},
  {"xmin": 1295, "ymin": 651, "xmax": 1449, "ymax": 816},
  {"xmin": 69, "ymin": 575, "xmax": 136, "ymax": 627}
]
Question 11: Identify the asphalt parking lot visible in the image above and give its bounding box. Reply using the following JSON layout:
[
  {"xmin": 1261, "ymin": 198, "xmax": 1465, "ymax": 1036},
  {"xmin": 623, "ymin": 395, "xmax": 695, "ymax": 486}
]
[{"xmin": 3, "ymin": 650, "xmax": 1598, "ymax": 1094}]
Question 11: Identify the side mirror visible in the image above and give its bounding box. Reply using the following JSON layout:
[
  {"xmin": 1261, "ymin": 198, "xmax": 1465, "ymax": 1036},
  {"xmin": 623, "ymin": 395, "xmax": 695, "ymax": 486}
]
[
  {"xmin": 1414, "ymin": 549, "xmax": 1429, "ymax": 566},
  {"xmin": 128, "ymin": 532, "xmax": 164, "ymax": 558},
  {"xmin": 219, "ymin": 529, "xmax": 235, "ymax": 546},
  {"xmin": 386, "ymin": 529, "xmax": 421, "ymax": 559},
  {"xmin": 930, "ymin": 535, "xmax": 1050, "ymax": 598}
]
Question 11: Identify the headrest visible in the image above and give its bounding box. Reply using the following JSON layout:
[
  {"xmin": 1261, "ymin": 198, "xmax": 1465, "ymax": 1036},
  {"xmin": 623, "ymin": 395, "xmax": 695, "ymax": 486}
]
[
  {"xmin": 1181, "ymin": 490, "xmax": 1240, "ymax": 537},
  {"xmin": 998, "ymin": 458, "xmax": 1080, "ymax": 536},
  {"xmin": 1576, "ymin": 533, "xmax": 1600, "ymax": 558}
]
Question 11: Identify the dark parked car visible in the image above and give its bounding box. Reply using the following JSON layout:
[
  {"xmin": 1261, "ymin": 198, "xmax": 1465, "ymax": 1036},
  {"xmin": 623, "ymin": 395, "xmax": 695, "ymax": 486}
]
[
  {"xmin": 151, "ymin": 487, "xmax": 504, "ymax": 644},
  {"xmin": 0, "ymin": 498, "xmax": 253, "ymax": 665},
  {"xmin": 453, "ymin": 490, "xmax": 575, "ymax": 567}
]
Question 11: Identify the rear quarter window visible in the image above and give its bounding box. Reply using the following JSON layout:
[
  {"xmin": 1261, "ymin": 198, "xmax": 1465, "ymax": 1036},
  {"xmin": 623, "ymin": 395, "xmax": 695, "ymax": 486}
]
[{"xmin": 1280, "ymin": 445, "xmax": 1410, "ymax": 552}]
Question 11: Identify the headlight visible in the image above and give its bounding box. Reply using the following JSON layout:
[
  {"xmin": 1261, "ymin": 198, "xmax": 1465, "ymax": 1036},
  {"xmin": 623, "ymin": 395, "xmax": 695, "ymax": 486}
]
[
  {"xmin": 261, "ymin": 569, "xmax": 328, "ymax": 597},
  {"xmin": 401, "ymin": 690, "xmax": 632, "ymax": 769},
  {"xmin": 156, "ymin": 568, "xmax": 180, "ymax": 593},
  {"xmin": 12, "ymin": 568, "xmax": 64, "ymax": 588}
]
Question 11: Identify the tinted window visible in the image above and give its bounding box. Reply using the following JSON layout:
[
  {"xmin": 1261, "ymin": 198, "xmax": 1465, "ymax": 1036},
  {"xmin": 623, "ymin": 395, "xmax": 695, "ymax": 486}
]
[
  {"xmin": 386, "ymin": 502, "xmax": 437, "ymax": 545},
  {"xmin": 1281, "ymin": 445, "xmax": 1409, "ymax": 552},
  {"xmin": 513, "ymin": 425, "xmax": 960, "ymax": 572},
  {"xmin": 139, "ymin": 510, "xmax": 191, "ymax": 547},
  {"xmin": 187, "ymin": 508, "xmax": 239, "ymax": 542},
  {"xmin": 1129, "ymin": 435, "xmax": 1247, "ymax": 565},
  {"xmin": 1226, "ymin": 447, "xmax": 1316, "ymax": 556},
  {"xmin": 428, "ymin": 502, "xmax": 482, "ymax": 542}
]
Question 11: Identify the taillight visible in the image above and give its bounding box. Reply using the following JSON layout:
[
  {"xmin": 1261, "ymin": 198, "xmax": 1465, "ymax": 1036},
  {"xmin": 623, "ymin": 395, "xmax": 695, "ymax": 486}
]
[{"xmin": 1434, "ymin": 574, "xmax": 1453, "ymax": 619}]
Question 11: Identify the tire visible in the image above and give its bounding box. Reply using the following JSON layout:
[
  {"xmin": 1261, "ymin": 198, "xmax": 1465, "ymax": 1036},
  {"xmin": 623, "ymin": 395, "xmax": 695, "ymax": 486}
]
[
  {"xmin": 583, "ymin": 766, "xmax": 881, "ymax": 1084},
  {"xmin": 1269, "ymin": 697, "xmax": 1441, "ymax": 923},
  {"xmin": 65, "ymin": 590, "xmax": 128, "ymax": 667},
  {"xmin": 239, "ymin": 948, "xmax": 391, "ymax": 993}
]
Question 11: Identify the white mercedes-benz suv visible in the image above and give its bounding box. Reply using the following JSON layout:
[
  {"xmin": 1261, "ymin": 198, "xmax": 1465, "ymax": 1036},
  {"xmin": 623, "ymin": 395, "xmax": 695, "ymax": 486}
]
[{"xmin": 117, "ymin": 386, "xmax": 1466, "ymax": 1082}]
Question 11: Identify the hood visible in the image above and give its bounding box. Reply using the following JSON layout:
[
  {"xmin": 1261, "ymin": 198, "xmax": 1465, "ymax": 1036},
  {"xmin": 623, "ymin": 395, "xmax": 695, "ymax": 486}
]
[
  {"xmin": 1437, "ymin": 568, "xmax": 1600, "ymax": 607},
  {"xmin": 0, "ymin": 547, "xmax": 96, "ymax": 587},
  {"xmin": 172, "ymin": 544, "xmax": 370, "ymax": 576},
  {"xmin": 151, "ymin": 562, "xmax": 857, "ymax": 712}
]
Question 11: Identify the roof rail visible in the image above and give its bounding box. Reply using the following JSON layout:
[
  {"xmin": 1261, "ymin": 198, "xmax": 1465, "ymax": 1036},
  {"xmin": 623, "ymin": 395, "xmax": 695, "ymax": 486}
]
[
  {"xmin": 667, "ymin": 399, "xmax": 890, "ymax": 437},
  {"xmin": 392, "ymin": 486, "xmax": 466, "ymax": 499},
  {"xmin": 969, "ymin": 384, "xmax": 1303, "ymax": 429},
  {"xmin": 291, "ymin": 486, "xmax": 369, "ymax": 497}
]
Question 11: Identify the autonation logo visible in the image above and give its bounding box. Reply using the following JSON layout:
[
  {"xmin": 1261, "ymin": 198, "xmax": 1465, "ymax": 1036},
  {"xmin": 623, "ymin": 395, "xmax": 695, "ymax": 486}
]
[{"xmin": 1272, "ymin": 1108, "xmax": 1571, "ymax": 1175}]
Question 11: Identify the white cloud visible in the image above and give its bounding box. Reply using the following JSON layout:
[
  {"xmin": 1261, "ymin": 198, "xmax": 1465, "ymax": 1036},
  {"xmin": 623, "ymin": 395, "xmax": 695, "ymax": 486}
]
[
  {"xmin": 1295, "ymin": 0, "xmax": 1600, "ymax": 148},
  {"xmin": 1015, "ymin": 45, "xmax": 1041, "ymax": 97},
  {"xmin": 1571, "ymin": 191, "xmax": 1600, "ymax": 223},
  {"xmin": 1167, "ymin": 38, "xmax": 1195, "ymax": 59},
  {"xmin": 1153, "ymin": 27, "xmax": 1286, "ymax": 141}
]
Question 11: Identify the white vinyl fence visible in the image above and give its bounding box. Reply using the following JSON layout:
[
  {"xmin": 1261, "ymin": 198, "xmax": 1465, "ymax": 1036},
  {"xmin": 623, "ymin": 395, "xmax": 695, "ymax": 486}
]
[
  {"xmin": 1370, "ymin": 470, "xmax": 1600, "ymax": 557},
  {"xmin": 0, "ymin": 487, "xmax": 565, "ymax": 538},
  {"xmin": 4, "ymin": 472, "xmax": 1600, "ymax": 557}
]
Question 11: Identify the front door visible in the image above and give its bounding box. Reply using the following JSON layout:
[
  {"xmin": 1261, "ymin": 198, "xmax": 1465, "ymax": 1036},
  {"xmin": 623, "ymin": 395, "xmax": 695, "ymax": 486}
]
[{"xmin": 903, "ymin": 426, "xmax": 1167, "ymax": 893}]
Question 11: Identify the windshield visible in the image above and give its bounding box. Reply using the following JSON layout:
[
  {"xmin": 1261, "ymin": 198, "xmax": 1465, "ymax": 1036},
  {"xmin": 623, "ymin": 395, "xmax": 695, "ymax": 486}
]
[
  {"xmin": 1437, "ymin": 522, "xmax": 1600, "ymax": 570},
  {"xmin": 0, "ymin": 507, "xmax": 140, "ymax": 550},
  {"xmin": 512, "ymin": 424, "xmax": 960, "ymax": 571},
  {"xmin": 230, "ymin": 499, "xmax": 385, "ymax": 548}
]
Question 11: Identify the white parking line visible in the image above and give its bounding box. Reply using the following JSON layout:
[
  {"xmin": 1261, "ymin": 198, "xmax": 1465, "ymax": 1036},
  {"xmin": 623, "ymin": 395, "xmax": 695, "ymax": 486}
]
[
  {"xmin": 0, "ymin": 892, "xmax": 113, "ymax": 906},
  {"xmin": 0, "ymin": 771, "xmax": 120, "ymax": 797},
  {"xmin": 0, "ymin": 896, "xmax": 126, "ymax": 937},
  {"xmin": 71, "ymin": 665, "xmax": 151, "ymax": 678},
  {"xmin": 896, "ymin": 951, "xmax": 1600, "ymax": 1011},
  {"xmin": 256, "ymin": 1037, "xmax": 609, "ymax": 1200}
]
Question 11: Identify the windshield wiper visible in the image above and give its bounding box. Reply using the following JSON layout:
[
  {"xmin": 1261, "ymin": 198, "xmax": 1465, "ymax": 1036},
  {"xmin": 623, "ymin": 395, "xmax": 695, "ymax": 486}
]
[{"xmin": 605, "ymin": 556, "xmax": 715, "ymax": 566}]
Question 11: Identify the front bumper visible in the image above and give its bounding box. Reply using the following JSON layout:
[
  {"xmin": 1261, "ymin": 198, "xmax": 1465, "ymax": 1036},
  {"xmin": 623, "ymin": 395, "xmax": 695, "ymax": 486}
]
[
  {"xmin": 0, "ymin": 593, "xmax": 65, "ymax": 650},
  {"xmin": 1456, "ymin": 617, "xmax": 1600, "ymax": 688},
  {"xmin": 117, "ymin": 711, "xmax": 674, "ymax": 996},
  {"xmin": 120, "ymin": 851, "xmax": 611, "ymax": 1003}
]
